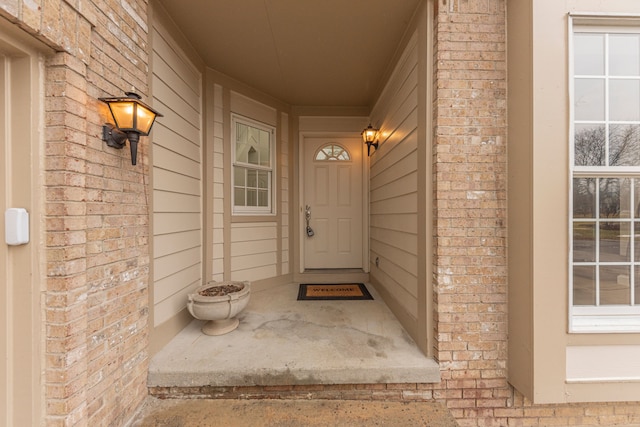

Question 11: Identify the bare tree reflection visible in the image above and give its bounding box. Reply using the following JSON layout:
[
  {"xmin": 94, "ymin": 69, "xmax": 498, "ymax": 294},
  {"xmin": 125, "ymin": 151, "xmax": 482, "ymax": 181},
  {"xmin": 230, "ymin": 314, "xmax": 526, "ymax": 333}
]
[
  {"xmin": 574, "ymin": 125, "xmax": 640, "ymax": 219},
  {"xmin": 575, "ymin": 126, "xmax": 606, "ymax": 167}
]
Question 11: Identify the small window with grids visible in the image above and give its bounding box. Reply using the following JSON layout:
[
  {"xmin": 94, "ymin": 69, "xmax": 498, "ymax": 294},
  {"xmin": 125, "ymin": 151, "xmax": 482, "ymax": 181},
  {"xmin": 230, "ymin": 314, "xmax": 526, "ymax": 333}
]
[{"xmin": 231, "ymin": 114, "xmax": 275, "ymax": 215}]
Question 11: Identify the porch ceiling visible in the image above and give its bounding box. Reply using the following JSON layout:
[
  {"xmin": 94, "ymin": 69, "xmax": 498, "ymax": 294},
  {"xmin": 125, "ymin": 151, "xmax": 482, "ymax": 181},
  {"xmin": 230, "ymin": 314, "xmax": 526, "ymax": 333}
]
[{"xmin": 156, "ymin": 0, "xmax": 421, "ymax": 108}]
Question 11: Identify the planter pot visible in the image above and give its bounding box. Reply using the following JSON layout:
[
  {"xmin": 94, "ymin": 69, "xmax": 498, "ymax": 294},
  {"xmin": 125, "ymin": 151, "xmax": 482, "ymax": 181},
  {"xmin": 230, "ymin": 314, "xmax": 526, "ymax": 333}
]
[{"xmin": 187, "ymin": 281, "xmax": 251, "ymax": 336}]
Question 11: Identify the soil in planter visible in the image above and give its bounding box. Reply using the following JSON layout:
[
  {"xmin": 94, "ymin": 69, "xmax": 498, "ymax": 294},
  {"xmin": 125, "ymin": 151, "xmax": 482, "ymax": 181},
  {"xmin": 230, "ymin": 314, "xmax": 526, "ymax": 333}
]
[{"xmin": 198, "ymin": 283, "xmax": 245, "ymax": 297}]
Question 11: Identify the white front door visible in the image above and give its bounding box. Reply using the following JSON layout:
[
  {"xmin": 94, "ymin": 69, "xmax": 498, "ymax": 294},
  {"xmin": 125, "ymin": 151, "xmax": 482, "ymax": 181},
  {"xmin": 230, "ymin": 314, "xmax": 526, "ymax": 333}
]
[{"xmin": 303, "ymin": 137, "xmax": 363, "ymax": 269}]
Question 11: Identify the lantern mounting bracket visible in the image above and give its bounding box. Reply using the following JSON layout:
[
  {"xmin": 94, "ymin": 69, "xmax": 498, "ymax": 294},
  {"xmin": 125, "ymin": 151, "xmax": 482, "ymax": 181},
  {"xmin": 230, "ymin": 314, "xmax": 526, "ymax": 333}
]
[{"xmin": 102, "ymin": 123, "xmax": 128, "ymax": 149}]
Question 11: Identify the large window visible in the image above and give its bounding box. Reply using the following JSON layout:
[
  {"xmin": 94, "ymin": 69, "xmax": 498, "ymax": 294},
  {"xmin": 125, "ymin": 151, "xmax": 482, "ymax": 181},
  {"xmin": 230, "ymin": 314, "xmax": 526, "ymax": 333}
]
[
  {"xmin": 231, "ymin": 114, "xmax": 275, "ymax": 215},
  {"xmin": 571, "ymin": 21, "xmax": 640, "ymax": 332}
]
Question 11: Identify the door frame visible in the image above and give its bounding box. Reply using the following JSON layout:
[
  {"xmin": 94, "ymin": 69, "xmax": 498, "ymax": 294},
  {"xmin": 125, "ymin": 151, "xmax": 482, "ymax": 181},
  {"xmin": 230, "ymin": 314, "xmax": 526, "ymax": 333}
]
[
  {"xmin": 297, "ymin": 131, "xmax": 369, "ymax": 274},
  {"xmin": 0, "ymin": 18, "xmax": 50, "ymax": 427}
]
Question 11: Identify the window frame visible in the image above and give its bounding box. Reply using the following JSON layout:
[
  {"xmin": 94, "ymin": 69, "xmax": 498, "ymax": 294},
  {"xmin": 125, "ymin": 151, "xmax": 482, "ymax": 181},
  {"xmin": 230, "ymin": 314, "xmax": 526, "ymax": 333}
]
[
  {"xmin": 569, "ymin": 15, "xmax": 640, "ymax": 333},
  {"xmin": 230, "ymin": 113, "xmax": 276, "ymax": 216}
]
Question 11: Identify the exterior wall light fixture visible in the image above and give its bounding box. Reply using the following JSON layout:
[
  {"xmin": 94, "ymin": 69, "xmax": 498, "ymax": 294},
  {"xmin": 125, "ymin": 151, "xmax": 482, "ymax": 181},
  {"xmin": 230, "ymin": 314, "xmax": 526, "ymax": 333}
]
[
  {"xmin": 362, "ymin": 124, "xmax": 379, "ymax": 156},
  {"xmin": 99, "ymin": 92, "xmax": 163, "ymax": 165}
]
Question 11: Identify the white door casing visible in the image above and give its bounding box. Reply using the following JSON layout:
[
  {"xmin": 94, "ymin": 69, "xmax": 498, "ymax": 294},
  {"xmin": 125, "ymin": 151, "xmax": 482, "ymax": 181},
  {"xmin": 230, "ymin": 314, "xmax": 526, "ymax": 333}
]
[
  {"xmin": 0, "ymin": 24, "xmax": 47, "ymax": 427},
  {"xmin": 303, "ymin": 137, "xmax": 363, "ymax": 269}
]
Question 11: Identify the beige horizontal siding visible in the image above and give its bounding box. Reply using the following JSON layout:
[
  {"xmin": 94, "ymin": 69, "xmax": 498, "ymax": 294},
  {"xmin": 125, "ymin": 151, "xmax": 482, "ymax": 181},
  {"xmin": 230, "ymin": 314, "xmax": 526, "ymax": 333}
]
[
  {"xmin": 153, "ymin": 191, "xmax": 200, "ymax": 213},
  {"xmin": 281, "ymin": 113, "xmax": 289, "ymax": 275},
  {"xmin": 211, "ymin": 84, "xmax": 224, "ymax": 282},
  {"xmin": 153, "ymin": 212, "xmax": 201, "ymax": 235},
  {"xmin": 153, "ymin": 76, "xmax": 201, "ymax": 129},
  {"xmin": 152, "ymin": 124, "xmax": 201, "ymax": 161},
  {"xmin": 153, "ymin": 230, "xmax": 201, "ymax": 259},
  {"xmin": 152, "ymin": 26, "xmax": 200, "ymax": 94},
  {"xmin": 154, "ymin": 285, "xmax": 198, "ymax": 327},
  {"xmin": 370, "ymin": 31, "xmax": 419, "ymax": 322},
  {"xmin": 152, "ymin": 16, "xmax": 203, "ymax": 328},
  {"xmin": 153, "ymin": 168, "xmax": 200, "ymax": 196},
  {"xmin": 154, "ymin": 263, "xmax": 201, "ymax": 303},
  {"xmin": 230, "ymin": 222, "xmax": 278, "ymax": 282},
  {"xmin": 231, "ymin": 265, "xmax": 277, "ymax": 282},
  {"xmin": 153, "ymin": 145, "xmax": 201, "ymax": 179},
  {"xmin": 154, "ymin": 246, "xmax": 201, "ymax": 281}
]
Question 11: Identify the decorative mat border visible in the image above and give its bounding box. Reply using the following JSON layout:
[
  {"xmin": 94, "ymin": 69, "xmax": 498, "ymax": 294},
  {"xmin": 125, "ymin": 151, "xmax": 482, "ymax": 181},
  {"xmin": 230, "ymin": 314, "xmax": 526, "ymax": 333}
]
[{"xmin": 297, "ymin": 283, "xmax": 374, "ymax": 301}]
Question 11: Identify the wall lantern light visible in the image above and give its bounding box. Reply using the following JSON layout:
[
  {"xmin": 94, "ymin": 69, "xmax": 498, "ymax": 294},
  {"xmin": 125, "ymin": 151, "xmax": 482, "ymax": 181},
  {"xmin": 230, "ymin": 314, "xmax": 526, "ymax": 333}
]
[
  {"xmin": 362, "ymin": 124, "xmax": 379, "ymax": 156},
  {"xmin": 99, "ymin": 92, "xmax": 163, "ymax": 165}
]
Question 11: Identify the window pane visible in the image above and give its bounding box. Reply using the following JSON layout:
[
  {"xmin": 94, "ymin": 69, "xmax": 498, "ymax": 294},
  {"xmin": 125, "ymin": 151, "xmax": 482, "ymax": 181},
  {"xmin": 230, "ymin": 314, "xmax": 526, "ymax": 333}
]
[
  {"xmin": 234, "ymin": 167, "xmax": 245, "ymax": 186},
  {"xmin": 635, "ymin": 180, "xmax": 640, "ymax": 218},
  {"xmin": 599, "ymin": 178, "xmax": 626, "ymax": 218},
  {"xmin": 604, "ymin": 178, "xmax": 632, "ymax": 218},
  {"xmin": 635, "ymin": 222, "xmax": 640, "ymax": 262},
  {"xmin": 610, "ymin": 34, "xmax": 640, "ymax": 76},
  {"xmin": 573, "ymin": 265, "xmax": 596, "ymax": 305},
  {"xmin": 600, "ymin": 265, "xmax": 630, "ymax": 305},
  {"xmin": 258, "ymin": 190, "xmax": 268, "ymax": 207},
  {"xmin": 574, "ymin": 33, "xmax": 605, "ymax": 75},
  {"xmin": 635, "ymin": 266, "xmax": 640, "ymax": 304},
  {"xmin": 257, "ymin": 171, "xmax": 268, "ymax": 189},
  {"xmin": 336, "ymin": 147, "xmax": 350, "ymax": 160},
  {"xmin": 247, "ymin": 169, "xmax": 257, "ymax": 188},
  {"xmin": 234, "ymin": 188, "xmax": 245, "ymax": 206},
  {"xmin": 574, "ymin": 125, "xmax": 606, "ymax": 166},
  {"xmin": 609, "ymin": 79, "xmax": 640, "ymax": 121},
  {"xmin": 620, "ymin": 178, "xmax": 633, "ymax": 218},
  {"xmin": 599, "ymin": 222, "xmax": 630, "ymax": 262},
  {"xmin": 247, "ymin": 146, "xmax": 258, "ymax": 165},
  {"xmin": 236, "ymin": 122, "xmax": 271, "ymax": 167},
  {"xmin": 575, "ymin": 78, "xmax": 605, "ymax": 121},
  {"xmin": 258, "ymin": 130, "xmax": 270, "ymax": 167},
  {"xmin": 610, "ymin": 125, "xmax": 640, "ymax": 166},
  {"xmin": 235, "ymin": 123, "xmax": 248, "ymax": 162},
  {"xmin": 247, "ymin": 189, "xmax": 257, "ymax": 206},
  {"xmin": 573, "ymin": 178, "xmax": 596, "ymax": 217},
  {"xmin": 573, "ymin": 222, "xmax": 596, "ymax": 262}
]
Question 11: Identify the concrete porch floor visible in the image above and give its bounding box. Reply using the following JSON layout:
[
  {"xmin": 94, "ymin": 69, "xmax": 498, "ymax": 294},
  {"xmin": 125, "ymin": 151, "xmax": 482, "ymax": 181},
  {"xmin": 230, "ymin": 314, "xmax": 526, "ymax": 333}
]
[{"xmin": 148, "ymin": 282, "xmax": 440, "ymax": 388}]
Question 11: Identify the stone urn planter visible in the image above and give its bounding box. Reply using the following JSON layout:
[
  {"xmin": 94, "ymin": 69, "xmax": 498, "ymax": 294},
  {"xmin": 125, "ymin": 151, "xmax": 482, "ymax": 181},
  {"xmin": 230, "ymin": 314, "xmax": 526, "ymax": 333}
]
[{"xmin": 187, "ymin": 281, "xmax": 251, "ymax": 336}]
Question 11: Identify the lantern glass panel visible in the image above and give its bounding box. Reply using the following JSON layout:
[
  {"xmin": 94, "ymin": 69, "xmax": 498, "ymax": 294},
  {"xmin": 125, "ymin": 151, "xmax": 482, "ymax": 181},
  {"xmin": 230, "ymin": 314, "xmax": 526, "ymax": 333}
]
[
  {"xmin": 135, "ymin": 103, "xmax": 157, "ymax": 135},
  {"xmin": 363, "ymin": 128, "xmax": 377, "ymax": 143},
  {"xmin": 109, "ymin": 101, "xmax": 135, "ymax": 129}
]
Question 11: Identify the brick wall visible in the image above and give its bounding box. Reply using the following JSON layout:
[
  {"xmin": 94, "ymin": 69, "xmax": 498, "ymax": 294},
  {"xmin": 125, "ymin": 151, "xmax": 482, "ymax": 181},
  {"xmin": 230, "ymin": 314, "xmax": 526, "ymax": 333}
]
[
  {"xmin": 430, "ymin": 0, "xmax": 640, "ymax": 425},
  {"xmin": 1, "ymin": 1, "xmax": 151, "ymax": 425}
]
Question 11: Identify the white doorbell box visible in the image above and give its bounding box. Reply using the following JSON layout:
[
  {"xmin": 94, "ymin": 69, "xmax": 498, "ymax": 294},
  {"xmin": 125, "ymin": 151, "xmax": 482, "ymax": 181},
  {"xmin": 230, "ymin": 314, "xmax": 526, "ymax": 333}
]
[{"xmin": 5, "ymin": 208, "xmax": 29, "ymax": 245}]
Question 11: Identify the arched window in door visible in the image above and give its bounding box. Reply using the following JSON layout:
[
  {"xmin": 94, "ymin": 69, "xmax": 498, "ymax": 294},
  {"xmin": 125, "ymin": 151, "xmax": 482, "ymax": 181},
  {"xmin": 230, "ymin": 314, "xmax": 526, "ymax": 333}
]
[{"xmin": 314, "ymin": 144, "xmax": 351, "ymax": 161}]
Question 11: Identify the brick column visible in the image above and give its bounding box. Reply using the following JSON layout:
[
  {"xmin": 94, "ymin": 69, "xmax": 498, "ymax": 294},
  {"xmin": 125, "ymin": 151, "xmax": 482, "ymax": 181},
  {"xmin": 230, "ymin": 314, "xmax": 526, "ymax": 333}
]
[
  {"xmin": 35, "ymin": 1, "xmax": 152, "ymax": 425},
  {"xmin": 44, "ymin": 51, "xmax": 91, "ymax": 427},
  {"xmin": 432, "ymin": 0, "xmax": 509, "ymax": 418}
]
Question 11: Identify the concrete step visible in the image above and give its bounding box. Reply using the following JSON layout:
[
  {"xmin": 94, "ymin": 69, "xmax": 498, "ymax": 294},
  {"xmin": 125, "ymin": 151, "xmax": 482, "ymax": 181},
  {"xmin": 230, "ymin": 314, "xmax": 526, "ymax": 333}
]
[{"xmin": 129, "ymin": 397, "xmax": 460, "ymax": 427}]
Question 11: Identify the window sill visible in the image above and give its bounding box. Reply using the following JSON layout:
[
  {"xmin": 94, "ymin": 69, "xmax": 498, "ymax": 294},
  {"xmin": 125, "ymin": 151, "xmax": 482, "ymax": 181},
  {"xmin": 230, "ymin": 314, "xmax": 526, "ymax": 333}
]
[
  {"xmin": 571, "ymin": 309, "xmax": 640, "ymax": 333},
  {"xmin": 231, "ymin": 214, "xmax": 277, "ymax": 223}
]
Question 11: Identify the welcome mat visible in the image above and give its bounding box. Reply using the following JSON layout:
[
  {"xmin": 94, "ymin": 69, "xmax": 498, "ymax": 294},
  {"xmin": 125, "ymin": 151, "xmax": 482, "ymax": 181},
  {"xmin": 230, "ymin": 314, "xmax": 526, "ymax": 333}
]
[{"xmin": 297, "ymin": 283, "xmax": 373, "ymax": 301}]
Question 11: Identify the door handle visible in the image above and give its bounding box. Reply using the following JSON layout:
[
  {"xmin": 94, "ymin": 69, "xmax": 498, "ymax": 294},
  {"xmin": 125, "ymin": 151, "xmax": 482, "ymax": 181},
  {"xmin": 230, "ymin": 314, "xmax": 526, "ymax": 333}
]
[{"xmin": 305, "ymin": 205, "xmax": 314, "ymax": 237}]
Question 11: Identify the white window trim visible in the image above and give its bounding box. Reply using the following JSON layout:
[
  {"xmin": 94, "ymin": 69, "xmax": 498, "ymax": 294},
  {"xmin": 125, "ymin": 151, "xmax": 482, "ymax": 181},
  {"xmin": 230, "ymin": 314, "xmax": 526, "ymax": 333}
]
[
  {"xmin": 569, "ymin": 15, "xmax": 640, "ymax": 333},
  {"xmin": 231, "ymin": 113, "xmax": 276, "ymax": 215}
]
